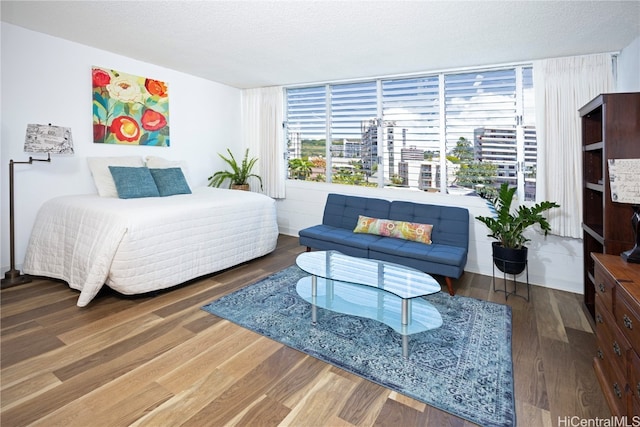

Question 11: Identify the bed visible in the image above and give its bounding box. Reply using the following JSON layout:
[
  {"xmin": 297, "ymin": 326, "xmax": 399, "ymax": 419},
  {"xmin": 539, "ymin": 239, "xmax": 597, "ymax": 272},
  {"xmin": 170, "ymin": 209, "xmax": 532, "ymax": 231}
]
[{"xmin": 23, "ymin": 186, "xmax": 279, "ymax": 307}]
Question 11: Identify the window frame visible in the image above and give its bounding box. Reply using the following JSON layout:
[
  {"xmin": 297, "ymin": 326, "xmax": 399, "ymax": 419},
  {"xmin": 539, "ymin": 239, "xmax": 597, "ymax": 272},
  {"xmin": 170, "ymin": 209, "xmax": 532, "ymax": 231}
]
[{"xmin": 285, "ymin": 62, "xmax": 537, "ymax": 203}]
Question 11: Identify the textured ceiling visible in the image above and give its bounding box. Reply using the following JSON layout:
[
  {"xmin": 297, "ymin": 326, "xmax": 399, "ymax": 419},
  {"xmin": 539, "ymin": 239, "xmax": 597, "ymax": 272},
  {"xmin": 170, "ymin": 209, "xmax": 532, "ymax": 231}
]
[{"xmin": 2, "ymin": 1, "xmax": 639, "ymax": 89}]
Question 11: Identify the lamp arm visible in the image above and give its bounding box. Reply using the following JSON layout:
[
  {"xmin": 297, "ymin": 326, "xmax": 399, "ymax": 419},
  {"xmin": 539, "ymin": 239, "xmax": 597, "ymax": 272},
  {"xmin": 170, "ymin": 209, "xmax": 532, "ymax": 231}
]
[{"xmin": 12, "ymin": 153, "xmax": 52, "ymax": 165}]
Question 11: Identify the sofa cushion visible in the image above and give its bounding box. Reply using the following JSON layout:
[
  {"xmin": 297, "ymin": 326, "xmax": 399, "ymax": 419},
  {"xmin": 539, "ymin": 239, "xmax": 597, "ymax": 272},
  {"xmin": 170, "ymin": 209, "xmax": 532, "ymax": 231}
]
[
  {"xmin": 369, "ymin": 237, "xmax": 467, "ymax": 267},
  {"xmin": 299, "ymin": 224, "xmax": 383, "ymax": 250},
  {"xmin": 353, "ymin": 215, "xmax": 393, "ymax": 236},
  {"xmin": 389, "ymin": 201, "xmax": 469, "ymax": 249},
  {"xmin": 323, "ymin": 194, "xmax": 390, "ymax": 230},
  {"xmin": 353, "ymin": 215, "xmax": 433, "ymax": 244}
]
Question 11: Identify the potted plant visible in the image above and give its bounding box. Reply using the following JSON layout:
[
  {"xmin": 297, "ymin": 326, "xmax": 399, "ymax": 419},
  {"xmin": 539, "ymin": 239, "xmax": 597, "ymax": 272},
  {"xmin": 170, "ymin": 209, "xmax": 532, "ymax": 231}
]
[
  {"xmin": 476, "ymin": 183, "xmax": 559, "ymax": 274},
  {"xmin": 207, "ymin": 148, "xmax": 263, "ymax": 191}
]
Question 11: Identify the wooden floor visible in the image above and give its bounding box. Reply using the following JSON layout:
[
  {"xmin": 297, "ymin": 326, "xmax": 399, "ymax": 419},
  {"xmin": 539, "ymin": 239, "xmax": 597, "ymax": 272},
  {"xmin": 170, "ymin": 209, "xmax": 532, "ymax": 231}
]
[{"xmin": 1, "ymin": 235, "xmax": 610, "ymax": 426}]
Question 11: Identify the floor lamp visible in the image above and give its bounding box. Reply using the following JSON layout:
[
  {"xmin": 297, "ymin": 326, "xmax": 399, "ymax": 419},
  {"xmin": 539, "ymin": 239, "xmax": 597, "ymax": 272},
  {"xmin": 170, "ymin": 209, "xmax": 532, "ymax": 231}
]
[{"xmin": 1, "ymin": 124, "xmax": 73, "ymax": 289}]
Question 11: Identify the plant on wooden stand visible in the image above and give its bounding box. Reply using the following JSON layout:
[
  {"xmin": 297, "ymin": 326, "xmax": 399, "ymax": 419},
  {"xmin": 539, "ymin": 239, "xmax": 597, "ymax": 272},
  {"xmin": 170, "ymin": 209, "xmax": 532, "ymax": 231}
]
[{"xmin": 207, "ymin": 148, "xmax": 263, "ymax": 191}]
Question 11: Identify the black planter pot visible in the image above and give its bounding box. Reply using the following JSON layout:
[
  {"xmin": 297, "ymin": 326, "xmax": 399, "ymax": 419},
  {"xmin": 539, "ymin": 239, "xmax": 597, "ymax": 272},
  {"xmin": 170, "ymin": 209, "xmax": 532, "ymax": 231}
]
[{"xmin": 492, "ymin": 242, "xmax": 528, "ymax": 275}]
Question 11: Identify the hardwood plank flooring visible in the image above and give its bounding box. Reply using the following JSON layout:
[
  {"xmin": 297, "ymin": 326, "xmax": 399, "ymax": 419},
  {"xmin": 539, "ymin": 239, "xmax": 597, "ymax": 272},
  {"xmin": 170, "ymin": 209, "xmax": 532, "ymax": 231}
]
[{"xmin": 1, "ymin": 235, "xmax": 610, "ymax": 426}]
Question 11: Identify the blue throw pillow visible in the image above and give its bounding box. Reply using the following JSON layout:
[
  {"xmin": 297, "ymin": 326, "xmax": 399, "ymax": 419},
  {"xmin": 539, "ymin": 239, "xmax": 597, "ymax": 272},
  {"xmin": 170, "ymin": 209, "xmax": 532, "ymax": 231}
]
[
  {"xmin": 149, "ymin": 167, "xmax": 192, "ymax": 197},
  {"xmin": 108, "ymin": 166, "xmax": 160, "ymax": 199}
]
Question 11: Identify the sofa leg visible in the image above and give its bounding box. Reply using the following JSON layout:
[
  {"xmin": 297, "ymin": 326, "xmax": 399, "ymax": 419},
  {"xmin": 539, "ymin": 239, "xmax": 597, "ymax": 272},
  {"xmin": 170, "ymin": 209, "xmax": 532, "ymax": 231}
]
[
  {"xmin": 306, "ymin": 247, "xmax": 311, "ymax": 252},
  {"xmin": 445, "ymin": 277, "xmax": 455, "ymax": 296}
]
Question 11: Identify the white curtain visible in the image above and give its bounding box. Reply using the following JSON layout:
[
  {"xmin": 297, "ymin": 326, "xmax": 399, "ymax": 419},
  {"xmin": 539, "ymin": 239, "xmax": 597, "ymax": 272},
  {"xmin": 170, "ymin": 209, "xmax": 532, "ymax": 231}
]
[
  {"xmin": 242, "ymin": 86, "xmax": 285, "ymax": 198},
  {"xmin": 533, "ymin": 53, "xmax": 614, "ymax": 238}
]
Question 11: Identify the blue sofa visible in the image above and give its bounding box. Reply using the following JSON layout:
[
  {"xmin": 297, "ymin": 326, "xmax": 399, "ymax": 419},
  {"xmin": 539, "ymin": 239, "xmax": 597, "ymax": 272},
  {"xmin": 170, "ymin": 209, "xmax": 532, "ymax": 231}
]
[{"xmin": 298, "ymin": 193, "xmax": 470, "ymax": 295}]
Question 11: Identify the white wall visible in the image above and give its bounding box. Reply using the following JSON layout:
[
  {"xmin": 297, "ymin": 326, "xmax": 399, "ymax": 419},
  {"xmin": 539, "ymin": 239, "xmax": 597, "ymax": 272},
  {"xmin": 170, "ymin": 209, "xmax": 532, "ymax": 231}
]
[
  {"xmin": 1, "ymin": 23, "xmax": 242, "ymax": 273},
  {"xmin": 617, "ymin": 35, "xmax": 640, "ymax": 92}
]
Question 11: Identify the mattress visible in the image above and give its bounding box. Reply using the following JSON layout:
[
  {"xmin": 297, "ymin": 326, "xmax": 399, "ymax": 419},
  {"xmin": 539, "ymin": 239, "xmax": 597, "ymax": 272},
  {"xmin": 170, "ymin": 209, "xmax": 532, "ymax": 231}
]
[{"xmin": 23, "ymin": 187, "xmax": 279, "ymax": 306}]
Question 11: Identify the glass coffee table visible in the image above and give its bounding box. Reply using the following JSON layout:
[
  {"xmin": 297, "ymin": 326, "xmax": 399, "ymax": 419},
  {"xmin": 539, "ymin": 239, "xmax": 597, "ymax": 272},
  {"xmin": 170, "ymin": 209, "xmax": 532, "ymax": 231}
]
[{"xmin": 295, "ymin": 250, "xmax": 442, "ymax": 357}]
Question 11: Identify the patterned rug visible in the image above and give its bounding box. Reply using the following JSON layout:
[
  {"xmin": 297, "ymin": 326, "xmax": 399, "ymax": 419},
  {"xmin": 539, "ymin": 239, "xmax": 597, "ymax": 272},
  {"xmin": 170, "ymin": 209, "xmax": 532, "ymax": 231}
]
[{"xmin": 202, "ymin": 265, "xmax": 515, "ymax": 427}]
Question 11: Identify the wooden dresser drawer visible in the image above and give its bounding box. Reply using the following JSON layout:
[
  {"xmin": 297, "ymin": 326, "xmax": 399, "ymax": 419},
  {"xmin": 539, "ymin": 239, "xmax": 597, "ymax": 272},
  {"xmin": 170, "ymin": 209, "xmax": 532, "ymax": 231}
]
[
  {"xmin": 595, "ymin": 326, "xmax": 630, "ymax": 382},
  {"xmin": 596, "ymin": 298, "xmax": 630, "ymax": 374},
  {"xmin": 594, "ymin": 266, "xmax": 616, "ymax": 313},
  {"xmin": 594, "ymin": 356, "xmax": 628, "ymax": 416},
  {"xmin": 616, "ymin": 284, "xmax": 640, "ymax": 355},
  {"xmin": 594, "ymin": 296, "xmax": 610, "ymax": 330}
]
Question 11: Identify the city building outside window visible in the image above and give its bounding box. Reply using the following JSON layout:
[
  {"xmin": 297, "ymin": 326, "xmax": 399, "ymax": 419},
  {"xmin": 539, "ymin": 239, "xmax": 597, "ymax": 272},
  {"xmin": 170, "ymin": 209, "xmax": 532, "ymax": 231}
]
[{"xmin": 285, "ymin": 65, "xmax": 536, "ymax": 202}]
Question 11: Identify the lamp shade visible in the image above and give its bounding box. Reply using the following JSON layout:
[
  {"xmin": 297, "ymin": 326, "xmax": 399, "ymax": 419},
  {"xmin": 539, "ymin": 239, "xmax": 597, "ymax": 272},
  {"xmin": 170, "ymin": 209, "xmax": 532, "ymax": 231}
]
[{"xmin": 24, "ymin": 124, "xmax": 74, "ymax": 154}]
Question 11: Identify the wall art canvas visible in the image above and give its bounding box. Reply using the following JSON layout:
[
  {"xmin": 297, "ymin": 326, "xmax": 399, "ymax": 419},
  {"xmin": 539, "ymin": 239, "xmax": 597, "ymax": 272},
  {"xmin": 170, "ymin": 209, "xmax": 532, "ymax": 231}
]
[{"xmin": 92, "ymin": 66, "xmax": 170, "ymax": 146}]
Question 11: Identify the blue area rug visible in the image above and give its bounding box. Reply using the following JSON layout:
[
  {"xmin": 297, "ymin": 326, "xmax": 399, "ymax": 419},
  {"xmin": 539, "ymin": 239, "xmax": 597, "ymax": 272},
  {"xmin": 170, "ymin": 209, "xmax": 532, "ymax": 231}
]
[{"xmin": 202, "ymin": 265, "xmax": 515, "ymax": 427}]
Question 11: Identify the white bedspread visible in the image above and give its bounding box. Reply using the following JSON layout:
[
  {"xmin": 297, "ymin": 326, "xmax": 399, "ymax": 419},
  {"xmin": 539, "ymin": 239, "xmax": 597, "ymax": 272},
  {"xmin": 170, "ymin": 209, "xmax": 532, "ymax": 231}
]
[{"xmin": 23, "ymin": 187, "xmax": 279, "ymax": 306}]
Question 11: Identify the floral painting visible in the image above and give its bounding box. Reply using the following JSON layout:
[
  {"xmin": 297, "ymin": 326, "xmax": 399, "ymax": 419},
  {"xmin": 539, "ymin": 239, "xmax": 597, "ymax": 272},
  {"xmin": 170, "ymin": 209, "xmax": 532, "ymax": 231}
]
[{"xmin": 92, "ymin": 66, "xmax": 170, "ymax": 146}]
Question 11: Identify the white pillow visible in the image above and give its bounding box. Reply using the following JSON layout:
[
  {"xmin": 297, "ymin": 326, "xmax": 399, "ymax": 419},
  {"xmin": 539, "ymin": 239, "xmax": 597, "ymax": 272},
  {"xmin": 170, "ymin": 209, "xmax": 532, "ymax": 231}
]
[
  {"xmin": 145, "ymin": 155, "xmax": 191, "ymax": 186},
  {"xmin": 87, "ymin": 156, "xmax": 145, "ymax": 197}
]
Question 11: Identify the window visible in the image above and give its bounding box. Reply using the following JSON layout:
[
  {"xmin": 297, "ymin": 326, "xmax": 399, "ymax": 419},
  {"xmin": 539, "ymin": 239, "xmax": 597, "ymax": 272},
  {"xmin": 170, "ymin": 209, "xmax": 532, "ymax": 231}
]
[
  {"xmin": 330, "ymin": 82, "xmax": 377, "ymax": 185},
  {"xmin": 286, "ymin": 86, "xmax": 326, "ymax": 181},
  {"xmin": 286, "ymin": 65, "xmax": 536, "ymax": 201},
  {"xmin": 382, "ymin": 76, "xmax": 440, "ymax": 189}
]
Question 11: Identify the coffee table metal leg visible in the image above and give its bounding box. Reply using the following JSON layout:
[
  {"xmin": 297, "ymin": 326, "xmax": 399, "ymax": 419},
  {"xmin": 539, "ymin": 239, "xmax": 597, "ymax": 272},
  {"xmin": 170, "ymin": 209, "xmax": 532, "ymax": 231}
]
[
  {"xmin": 401, "ymin": 298, "xmax": 409, "ymax": 357},
  {"xmin": 311, "ymin": 275, "xmax": 317, "ymax": 325},
  {"xmin": 401, "ymin": 298, "xmax": 409, "ymax": 325},
  {"xmin": 402, "ymin": 335, "xmax": 409, "ymax": 358}
]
